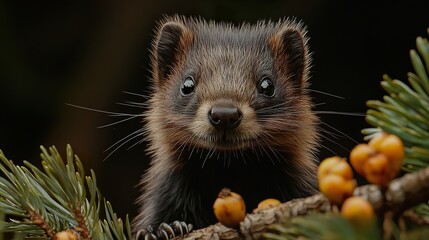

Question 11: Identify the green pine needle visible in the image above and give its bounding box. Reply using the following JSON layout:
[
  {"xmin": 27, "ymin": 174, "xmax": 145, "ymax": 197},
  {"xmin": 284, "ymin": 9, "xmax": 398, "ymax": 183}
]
[
  {"xmin": 0, "ymin": 145, "xmax": 131, "ymax": 239},
  {"xmin": 364, "ymin": 33, "xmax": 429, "ymax": 173}
]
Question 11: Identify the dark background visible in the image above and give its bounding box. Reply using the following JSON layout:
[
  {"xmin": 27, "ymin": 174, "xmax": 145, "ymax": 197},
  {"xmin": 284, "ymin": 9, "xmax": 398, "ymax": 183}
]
[{"xmin": 1, "ymin": 0, "xmax": 428, "ymax": 220}]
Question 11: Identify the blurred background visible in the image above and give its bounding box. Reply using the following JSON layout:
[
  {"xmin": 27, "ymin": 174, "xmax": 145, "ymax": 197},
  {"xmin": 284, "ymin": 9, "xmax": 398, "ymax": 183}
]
[{"xmin": 0, "ymin": 0, "xmax": 428, "ymax": 220}]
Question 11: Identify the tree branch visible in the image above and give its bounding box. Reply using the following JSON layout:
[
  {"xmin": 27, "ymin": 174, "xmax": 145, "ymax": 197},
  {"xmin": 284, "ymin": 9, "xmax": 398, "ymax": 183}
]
[
  {"xmin": 179, "ymin": 166, "xmax": 429, "ymax": 240},
  {"xmin": 29, "ymin": 209, "xmax": 56, "ymax": 238}
]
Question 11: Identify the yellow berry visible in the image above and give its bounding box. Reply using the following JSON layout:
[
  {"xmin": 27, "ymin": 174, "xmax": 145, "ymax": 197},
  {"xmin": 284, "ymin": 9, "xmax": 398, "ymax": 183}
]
[
  {"xmin": 352, "ymin": 133, "xmax": 404, "ymax": 185},
  {"xmin": 363, "ymin": 153, "xmax": 389, "ymax": 185},
  {"xmin": 257, "ymin": 198, "xmax": 281, "ymax": 210},
  {"xmin": 368, "ymin": 132, "xmax": 387, "ymax": 150},
  {"xmin": 350, "ymin": 144, "xmax": 376, "ymax": 176},
  {"xmin": 368, "ymin": 133, "xmax": 404, "ymax": 174},
  {"xmin": 213, "ymin": 188, "xmax": 246, "ymax": 228},
  {"xmin": 319, "ymin": 175, "xmax": 355, "ymax": 205},
  {"xmin": 341, "ymin": 196, "xmax": 374, "ymax": 227},
  {"xmin": 55, "ymin": 231, "xmax": 78, "ymax": 240},
  {"xmin": 378, "ymin": 134, "xmax": 404, "ymax": 172},
  {"xmin": 318, "ymin": 156, "xmax": 353, "ymax": 180}
]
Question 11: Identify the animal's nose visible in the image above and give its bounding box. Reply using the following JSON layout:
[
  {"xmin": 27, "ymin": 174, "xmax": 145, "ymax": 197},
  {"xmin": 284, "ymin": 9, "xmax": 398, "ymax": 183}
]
[{"xmin": 208, "ymin": 104, "xmax": 242, "ymax": 129}]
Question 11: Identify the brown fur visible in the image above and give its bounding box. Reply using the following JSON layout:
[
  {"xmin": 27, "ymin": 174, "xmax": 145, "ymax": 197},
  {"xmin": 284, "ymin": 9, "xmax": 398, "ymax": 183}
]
[{"xmin": 132, "ymin": 15, "xmax": 319, "ymax": 234}]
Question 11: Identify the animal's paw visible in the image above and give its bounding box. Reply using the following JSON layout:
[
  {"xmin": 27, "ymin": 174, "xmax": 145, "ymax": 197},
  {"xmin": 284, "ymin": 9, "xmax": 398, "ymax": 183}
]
[{"xmin": 136, "ymin": 221, "xmax": 193, "ymax": 240}]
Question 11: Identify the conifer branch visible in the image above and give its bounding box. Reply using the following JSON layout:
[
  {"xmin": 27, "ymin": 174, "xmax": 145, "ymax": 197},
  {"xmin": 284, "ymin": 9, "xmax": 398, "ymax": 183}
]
[
  {"xmin": 28, "ymin": 210, "xmax": 56, "ymax": 238},
  {"xmin": 180, "ymin": 166, "xmax": 429, "ymax": 240},
  {"xmin": 73, "ymin": 206, "xmax": 91, "ymax": 240},
  {"xmin": 0, "ymin": 145, "xmax": 131, "ymax": 240},
  {"xmin": 363, "ymin": 31, "xmax": 429, "ymax": 173}
]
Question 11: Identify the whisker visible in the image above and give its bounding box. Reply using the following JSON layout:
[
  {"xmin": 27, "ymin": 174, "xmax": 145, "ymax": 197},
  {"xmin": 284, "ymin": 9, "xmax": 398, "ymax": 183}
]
[
  {"xmin": 104, "ymin": 138, "xmax": 143, "ymax": 161},
  {"xmin": 308, "ymin": 89, "xmax": 345, "ymax": 100},
  {"xmin": 258, "ymin": 139, "xmax": 278, "ymax": 166},
  {"xmin": 201, "ymin": 148, "xmax": 215, "ymax": 168},
  {"xmin": 116, "ymin": 101, "xmax": 148, "ymax": 109},
  {"xmin": 188, "ymin": 139, "xmax": 198, "ymax": 161},
  {"xmin": 321, "ymin": 122, "xmax": 359, "ymax": 145},
  {"xmin": 170, "ymin": 129, "xmax": 197, "ymax": 162},
  {"xmin": 172, "ymin": 134, "xmax": 195, "ymax": 162},
  {"xmin": 318, "ymin": 127, "xmax": 345, "ymax": 140},
  {"xmin": 67, "ymin": 89, "xmax": 150, "ymax": 160},
  {"xmin": 258, "ymin": 101, "xmax": 291, "ymax": 111},
  {"xmin": 319, "ymin": 130, "xmax": 352, "ymax": 154},
  {"xmin": 98, "ymin": 115, "xmax": 142, "ymax": 129},
  {"xmin": 123, "ymin": 91, "xmax": 150, "ymax": 99},
  {"xmin": 315, "ymin": 111, "xmax": 366, "ymax": 117},
  {"xmin": 105, "ymin": 128, "xmax": 145, "ymax": 153},
  {"xmin": 127, "ymin": 138, "xmax": 146, "ymax": 150},
  {"xmin": 66, "ymin": 103, "xmax": 138, "ymax": 117},
  {"xmin": 103, "ymin": 129, "xmax": 145, "ymax": 161},
  {"xmin": 257, "ymin": 119, "xmax": 303, "ymax": 130},
  {"xmin": 313, "ymin": 102, "xmax": 326, "ymax": 107}
]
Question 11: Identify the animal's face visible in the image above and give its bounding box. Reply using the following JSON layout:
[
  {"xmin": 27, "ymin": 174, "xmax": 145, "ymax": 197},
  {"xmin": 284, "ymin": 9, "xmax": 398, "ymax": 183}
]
[{"xmin": 147, "ymin": 16, "xmax": 316, "ymax": 154}]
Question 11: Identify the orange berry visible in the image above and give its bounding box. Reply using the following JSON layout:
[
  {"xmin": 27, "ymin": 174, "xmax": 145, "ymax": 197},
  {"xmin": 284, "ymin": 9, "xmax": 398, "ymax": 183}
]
[
  {"xmin": 257, "ymin": 198, "xmax": 281, "ymax": 210},
  {"xmin": 319, "ymin": 175, "xmax": 355, "ymax": 205},
  {"xmin": 363, "ymin": 154, "xmax": 389, "ymax": 185},
  {"xmin": 368, "ymin": 132, "xmax": 387, "ymax": 150},
  {"xmin": 318, "ymin": 156, "xmax": 353, "ymax": 180},
  {"xmin": 369, "ymin": 133, "xmax": 404, "ymax": 170},
  {"xmin": 332, "ymin": 159, "xmax": 354, "ymax": 180},
  {"xmin": 342, "ymin": 179, "xmax": 357, "ymax": 196},
  {"xmin": 378, "ymin": 134, "xmax": 404, "ymax": 171},
  {"xmin": 318, "ymin": 157, "xmax": 340, "ymax": 179},
  {"xmin": 213, "ymin": 188, "xmax": 246, "ymax": 228},
  {"xmin": 55, "ymin": 231, "xmax": 78, "ymax": 240},
  {"xmin": 350, "ymin": 144, "xmax": 376, "ymax": 176},
  {"xmin": 341, "ymin": 196, "xmax": 374, "ymax": 227},
  {"xmin": 354, "ymin": 132, "xmax": 405, "ymax": 185}
]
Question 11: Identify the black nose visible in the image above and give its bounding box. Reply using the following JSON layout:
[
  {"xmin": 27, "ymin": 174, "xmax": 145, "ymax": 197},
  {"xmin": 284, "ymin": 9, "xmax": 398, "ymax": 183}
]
[{"xmin": 208, "ymin": 105, "xmax": 242, "ymax": 129}]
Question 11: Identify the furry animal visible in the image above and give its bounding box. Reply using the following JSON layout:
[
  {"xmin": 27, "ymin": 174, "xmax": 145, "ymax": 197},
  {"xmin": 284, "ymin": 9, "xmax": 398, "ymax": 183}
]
[{"xmin": 133, "ymin": 16, "xmax": 319, "ymax": 239}]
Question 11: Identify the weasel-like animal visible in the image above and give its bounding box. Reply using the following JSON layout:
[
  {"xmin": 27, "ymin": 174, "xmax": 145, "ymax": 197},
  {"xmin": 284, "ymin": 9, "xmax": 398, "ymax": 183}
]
[{"xmin": 133, "ymin": 16, "xmax": 319, "ymax": 239}]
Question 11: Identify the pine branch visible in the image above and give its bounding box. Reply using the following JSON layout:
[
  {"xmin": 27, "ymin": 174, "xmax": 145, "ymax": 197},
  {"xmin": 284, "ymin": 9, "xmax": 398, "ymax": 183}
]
[
  {"xmin": 0, "ymin": 145, "xmax": 131, "ymax": 240},
  {"xmin": 362, "ymin": 29, "xmax": 429, "ymax": 220},
  {"xmin": 364, "ymin": 31, "xmax": 429, "ymax": 173},
  {"xmin": 179, "ymin": 166, "xmax": 429, "ymax": 240}
]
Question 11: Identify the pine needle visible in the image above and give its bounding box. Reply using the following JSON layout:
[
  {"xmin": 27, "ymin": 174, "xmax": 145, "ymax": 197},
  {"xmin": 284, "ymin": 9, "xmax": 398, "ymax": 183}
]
[{"xmin": 0, "ymin": 145, "xmax": 131, "ymax": 239}]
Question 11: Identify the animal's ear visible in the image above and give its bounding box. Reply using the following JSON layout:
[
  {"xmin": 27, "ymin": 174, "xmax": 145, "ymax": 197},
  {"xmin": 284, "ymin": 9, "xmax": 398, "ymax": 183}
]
[
  {"xmin": 269, "ymin": 23, "xmax": 310, "ymax": 88},
  {"xmin": 152, "ymin": 20, "xmax": 193, "ymax": 84}
]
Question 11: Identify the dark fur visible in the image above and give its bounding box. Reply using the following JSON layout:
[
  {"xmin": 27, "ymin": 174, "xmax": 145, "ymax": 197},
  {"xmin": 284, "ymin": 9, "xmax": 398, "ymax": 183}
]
[{"xmin": 132, "ymin": 16, "xmax": 319, "ymax": 233}]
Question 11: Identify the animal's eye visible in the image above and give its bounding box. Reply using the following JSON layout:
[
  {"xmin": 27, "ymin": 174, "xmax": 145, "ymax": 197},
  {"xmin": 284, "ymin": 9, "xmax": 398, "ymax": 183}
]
[
  {"xmin": 258, "ymin": 77, "xmax": 275, "ymax": 97},
  {"xmin": 181, "ymin": 76, "xmax": 195, "ymax": 96}
]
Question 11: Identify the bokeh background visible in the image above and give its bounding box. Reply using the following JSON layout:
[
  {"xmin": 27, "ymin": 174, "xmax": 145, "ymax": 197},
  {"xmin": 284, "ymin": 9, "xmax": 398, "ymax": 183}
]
[{"xmin": 1, "ymin": 0, "xmax": 428, "ymax": 220}]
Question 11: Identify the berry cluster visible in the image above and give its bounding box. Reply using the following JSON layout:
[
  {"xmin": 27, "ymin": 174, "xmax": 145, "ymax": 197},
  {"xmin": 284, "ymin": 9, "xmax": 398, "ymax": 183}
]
[{"xmin": 319, "ymin": 132, "xmax": 405, "ymax": 226}]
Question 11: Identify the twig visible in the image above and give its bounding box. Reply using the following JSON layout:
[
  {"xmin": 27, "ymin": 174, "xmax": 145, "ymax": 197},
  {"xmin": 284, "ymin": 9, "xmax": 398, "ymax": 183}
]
[
  {"xmin": 179, "ymin": 166, "xmax": 429, "ymax": 240},
  {"xmin": 73, "ymin": 206, "xmax": 91, "ymax": 240},
  {"xmin": 29, "ymin": 210, "xmax": 56, "ymax": 238}
]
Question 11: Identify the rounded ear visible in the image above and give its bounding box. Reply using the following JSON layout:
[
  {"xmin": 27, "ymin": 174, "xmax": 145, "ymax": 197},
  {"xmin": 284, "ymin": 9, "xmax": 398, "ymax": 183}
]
[
  {"xmin": 269, "ymin": 23, "xmax": 310, "ymax": 88},
  {"xmin": 152, "ymin": 20, "xmax": 193, "ymax": 84}
]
